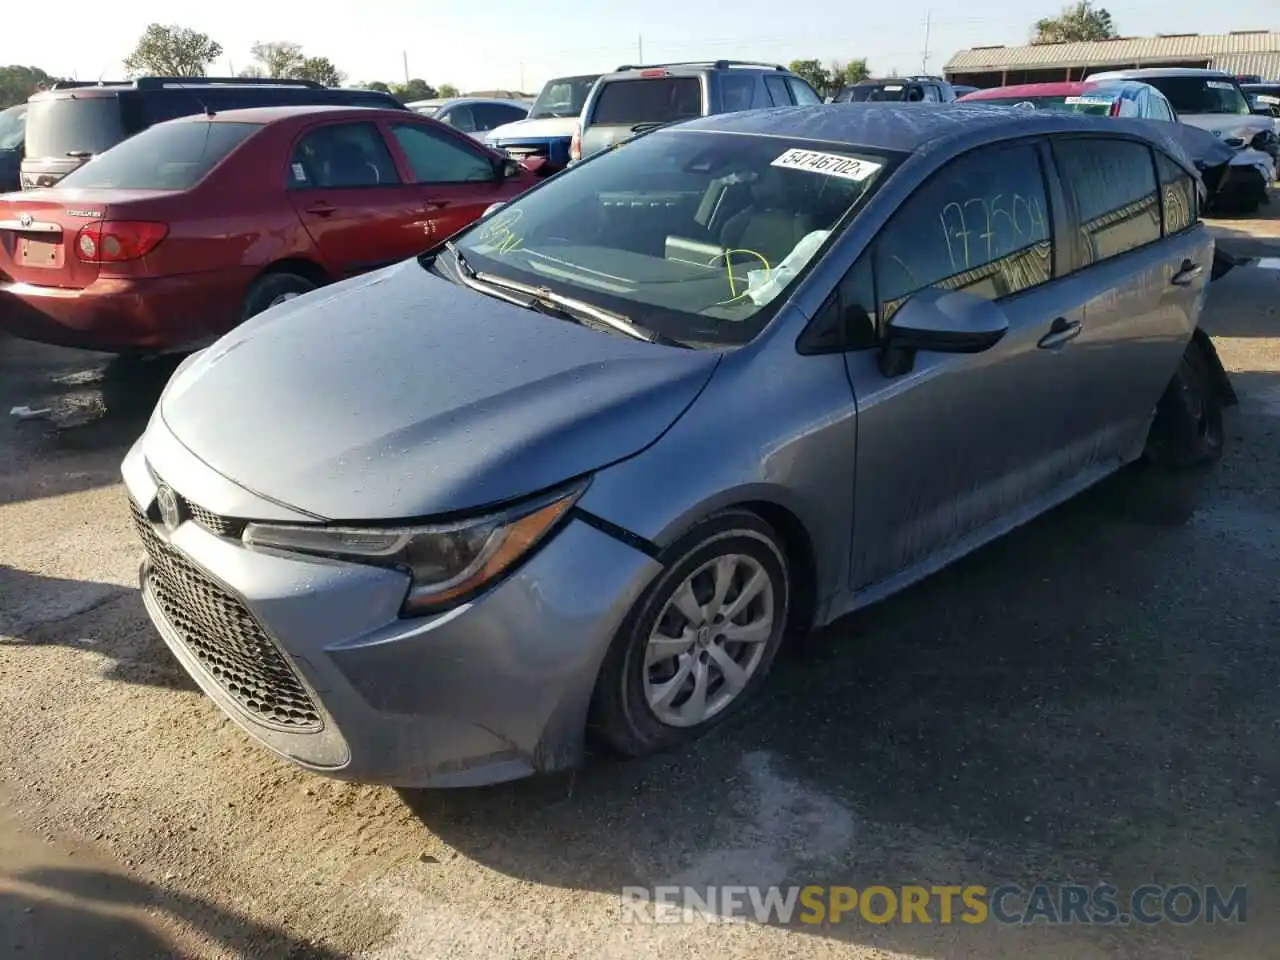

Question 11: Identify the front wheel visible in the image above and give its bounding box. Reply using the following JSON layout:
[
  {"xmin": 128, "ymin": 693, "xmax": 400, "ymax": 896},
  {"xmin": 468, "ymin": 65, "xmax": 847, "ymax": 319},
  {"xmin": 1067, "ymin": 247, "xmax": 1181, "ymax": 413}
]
[{"xmin": 591, "ymin": 510, "xmax": 790, "ymax": 758}]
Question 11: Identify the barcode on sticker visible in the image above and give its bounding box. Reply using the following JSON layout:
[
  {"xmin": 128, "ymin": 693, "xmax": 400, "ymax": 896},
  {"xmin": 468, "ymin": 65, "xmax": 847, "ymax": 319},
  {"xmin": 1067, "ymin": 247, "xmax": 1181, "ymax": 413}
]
[{"xmin": 771, "ymin": 148, "xmax": 882, "ymax": 182}]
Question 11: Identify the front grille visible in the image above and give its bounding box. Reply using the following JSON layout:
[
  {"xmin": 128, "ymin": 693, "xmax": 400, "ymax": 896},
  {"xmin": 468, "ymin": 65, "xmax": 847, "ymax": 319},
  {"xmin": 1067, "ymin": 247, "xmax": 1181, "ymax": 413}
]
[
  {"xmin": 130, "ymin": 498, "xmax": 322, "ymax": 731},
  {"xmin": 1225, "ymin": 137, "xmax": 1246, "ymax": 148},
  {"xmin": 181, "ymin": 496, "xmax": 245, "ymax": 539},
  {"xmin": 503, "ymin": 144, "xmax": 549, "ymax": 159}
]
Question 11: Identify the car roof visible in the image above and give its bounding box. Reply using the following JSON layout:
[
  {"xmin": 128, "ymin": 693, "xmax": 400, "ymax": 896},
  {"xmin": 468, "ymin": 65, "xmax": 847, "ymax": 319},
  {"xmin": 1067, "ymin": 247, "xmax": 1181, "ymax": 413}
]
[
  {"xmin": 168, "ymin": 104, "xmax": 410, "ymax": 124},
  {"xmin": 1090, "ymin": 67, "xmax": 1234, "ymax": 79},
  {"xmin": 958, "ymin": 80, "xmax": 1152, "ymax": 100},
  {"xmin": 416, "ymin": 97, "xmax": 527, "ymax": 108},
  {"xmin": 679, "ymin": 103, "xmax": 1187, "ymax": 156}
]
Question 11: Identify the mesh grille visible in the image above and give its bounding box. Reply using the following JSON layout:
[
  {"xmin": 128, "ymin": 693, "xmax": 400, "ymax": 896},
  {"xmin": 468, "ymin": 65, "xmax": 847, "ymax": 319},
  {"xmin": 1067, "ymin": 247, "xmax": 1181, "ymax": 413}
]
[
  {"xmin": 130, "ymin": 498, "xmax": 322, "ymax": 731},
  {"xmin": 181, "ymin": 497, "xmax": 245, "ymax": 539}
]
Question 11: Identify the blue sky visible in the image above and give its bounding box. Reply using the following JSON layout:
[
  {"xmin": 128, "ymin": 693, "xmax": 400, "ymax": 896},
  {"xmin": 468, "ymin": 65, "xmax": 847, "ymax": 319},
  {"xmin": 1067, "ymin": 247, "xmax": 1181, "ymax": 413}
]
[{"xmin": 3, "ymin": 0, "xmax": 1276, "ymax": 92}]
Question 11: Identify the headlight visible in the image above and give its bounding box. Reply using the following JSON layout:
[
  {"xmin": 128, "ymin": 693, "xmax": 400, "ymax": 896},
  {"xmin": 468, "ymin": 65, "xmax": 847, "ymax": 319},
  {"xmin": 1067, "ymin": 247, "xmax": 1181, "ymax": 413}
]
[{"xmin": 241, "ymin": 480, "xmax": 586, "ymax": 615}]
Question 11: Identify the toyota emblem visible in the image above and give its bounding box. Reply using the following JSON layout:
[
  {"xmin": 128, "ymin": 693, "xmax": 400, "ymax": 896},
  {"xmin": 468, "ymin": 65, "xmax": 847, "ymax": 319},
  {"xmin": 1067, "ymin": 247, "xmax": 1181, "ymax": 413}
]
[
  {"xmin": 19, "ymin": 213, "xmax": 32, "ymax": 228},
  {"xmin": 155, "ymin": 485, "xmax": 182, "ymax": 531}
]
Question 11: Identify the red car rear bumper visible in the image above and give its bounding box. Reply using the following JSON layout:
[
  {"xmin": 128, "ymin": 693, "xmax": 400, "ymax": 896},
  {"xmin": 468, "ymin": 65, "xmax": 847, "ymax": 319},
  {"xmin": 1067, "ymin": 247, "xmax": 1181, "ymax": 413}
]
[{"xmin": 0, "ymin": 269, "xmax": 257, "ymax": 352}]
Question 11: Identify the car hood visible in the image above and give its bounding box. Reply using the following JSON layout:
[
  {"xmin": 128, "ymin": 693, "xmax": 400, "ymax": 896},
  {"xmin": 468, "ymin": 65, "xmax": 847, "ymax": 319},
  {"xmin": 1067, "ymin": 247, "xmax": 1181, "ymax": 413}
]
[
  {"xmin": 1176, "ymin": 114, "xmax": 1273, "ymax": 141},
  {"xmin": 159, "ymin": 261, "xmax": 720, "ymax": 521},
  {"xmin": 485, "ymin": 116, "xmax": 579, "ymax": 142}
]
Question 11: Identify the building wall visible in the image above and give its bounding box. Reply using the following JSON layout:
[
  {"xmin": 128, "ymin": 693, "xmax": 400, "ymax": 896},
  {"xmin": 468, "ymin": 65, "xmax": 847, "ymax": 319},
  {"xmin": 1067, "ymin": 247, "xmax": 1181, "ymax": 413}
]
[{"xmin": 948, "ymin": 59, "xmax": 1211, "ymax": 89}]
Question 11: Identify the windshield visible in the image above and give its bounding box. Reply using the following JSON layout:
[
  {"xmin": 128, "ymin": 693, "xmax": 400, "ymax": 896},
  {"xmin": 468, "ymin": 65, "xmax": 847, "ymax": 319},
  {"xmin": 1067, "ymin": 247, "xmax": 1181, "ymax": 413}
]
[
  {"xmin": 0, "ymin": 104, "xmax": 25, "ymax": 150},
  {"xmin": 1142, "ymin": 76, "xmax": 1250, "ymax": 115},
  {"xmin": 529, "ymin": 75, "xmax": 600, "ymax": 119},
  {"xmin": 25, "ymin": 96, "xmax": 126, "ymax": 157},
  {"xmin": 57, "ymin": 121, "xmax": 260, "ymax": 190},
  {"xmin": 413, "ymin": 105, "xmax": 441, "ymax": 116},
  {"xmin": 975, "ymin": 94, "xmax": 1114, "ymax": 115},
  {"xmin": 448, "ymin": 130, "xmax": 894, "ymax": 347},
  {"xmin": 836, "ymin": 83, "xmax": 910, "ymax": 102}
]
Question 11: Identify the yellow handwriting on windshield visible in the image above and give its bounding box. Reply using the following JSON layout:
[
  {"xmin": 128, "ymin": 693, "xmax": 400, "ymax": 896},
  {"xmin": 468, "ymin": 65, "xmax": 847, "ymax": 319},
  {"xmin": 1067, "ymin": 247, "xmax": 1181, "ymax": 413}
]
[{"xmin": 476, "ymin": 208, "xmax": 525, "ymax": 254}]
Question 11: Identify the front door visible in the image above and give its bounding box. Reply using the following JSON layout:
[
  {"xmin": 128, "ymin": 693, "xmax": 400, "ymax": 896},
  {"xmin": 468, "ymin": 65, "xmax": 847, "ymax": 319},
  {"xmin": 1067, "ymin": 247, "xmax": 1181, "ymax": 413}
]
[
  {"xmin": 383, "ymin": 119, "xmax": 515, "ymax": 241},
  {"xmin": 287, "ymin": 120, "xmax": 432, "ymax": 276},
  {"xmin": 843, "ymin": 139, "xmax": 1094, "ymax": 591}
]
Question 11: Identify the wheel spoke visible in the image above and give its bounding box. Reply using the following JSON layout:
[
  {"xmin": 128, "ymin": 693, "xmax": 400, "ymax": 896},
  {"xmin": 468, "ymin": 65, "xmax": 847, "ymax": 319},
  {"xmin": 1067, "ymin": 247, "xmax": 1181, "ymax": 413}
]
[
  {"xmin": 646, "ymin": 630, "xmax": 695, "ymax": 667},
  {"xmin": 721, "ymin": 569, "xmax": 768, "ymax": 621},
  {"xmin": 650, "ymin": 655, "xmax": 693, "ymax": 709},
  {"xmin": 670, "ymin": 580, "xmax": 705, "ymax": 626},
  {"xmin": 680, "ymin": 658, "xmax": 711, "ymax": 724},
  {"xmin": 708, "ymin": 556, "xmax": 737, "ymax": 616},
  {"xmin": 708, "ymin": 643, "xmax": 749, "ymax": 695},
  {"xmin": 719, "ymin": 617, "xmax": 771, "ymax": 645}
]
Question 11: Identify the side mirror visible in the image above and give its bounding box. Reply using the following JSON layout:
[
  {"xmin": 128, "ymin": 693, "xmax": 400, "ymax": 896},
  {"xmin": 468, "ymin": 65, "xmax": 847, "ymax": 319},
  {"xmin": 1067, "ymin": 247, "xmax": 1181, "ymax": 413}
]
[
  {"xmin": 494, "ymin": 156, "xmax": 522, "ymax": 180},
  {"xmin": 879, "ymin": 287, "xmax": 1008, "ymax": 377}
]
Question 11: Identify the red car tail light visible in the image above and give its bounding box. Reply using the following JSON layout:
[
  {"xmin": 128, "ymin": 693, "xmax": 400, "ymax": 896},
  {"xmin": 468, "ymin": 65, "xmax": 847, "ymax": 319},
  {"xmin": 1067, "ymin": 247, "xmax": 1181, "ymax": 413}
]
[
  {"xmin": 569, "ymin": 122, "xmax": 582, "ymax": 163},
  {"xmin": 639, "ymin": 69, "xmax": 668, "ymax": 78},
  {"xmin": 75, "ymin": 221, "xmax": 169, "ymax": 263},
  {"xmin": 1109, "ymin": 99, "xmax": 1122, "ymax": 117}
]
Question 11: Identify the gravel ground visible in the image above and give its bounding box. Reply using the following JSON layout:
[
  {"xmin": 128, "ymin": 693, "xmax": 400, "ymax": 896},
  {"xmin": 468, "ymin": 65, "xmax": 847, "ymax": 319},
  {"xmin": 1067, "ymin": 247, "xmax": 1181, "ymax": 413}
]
[{"xmin": 2, "ymin": 239, "xmax": 1279, "ymax": 958}]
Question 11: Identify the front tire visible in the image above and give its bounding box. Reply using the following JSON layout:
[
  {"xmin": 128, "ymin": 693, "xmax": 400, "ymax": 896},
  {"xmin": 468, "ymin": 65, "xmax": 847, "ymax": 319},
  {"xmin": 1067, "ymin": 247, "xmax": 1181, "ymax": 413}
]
[{"xmin": 591, "ymin": 510, "xmax": 790, "ymax": 758}]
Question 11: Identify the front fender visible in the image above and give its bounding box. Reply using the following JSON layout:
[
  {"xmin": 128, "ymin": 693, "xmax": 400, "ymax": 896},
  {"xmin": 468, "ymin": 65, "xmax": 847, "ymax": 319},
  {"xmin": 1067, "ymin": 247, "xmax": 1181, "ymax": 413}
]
[
  {"xmin": 1191, "ymin": 326, "xmax": 1238, "ymax": 406},
  {"xmin": 574, "ymin": 330, "xmax": 859, "ymax": 618}
]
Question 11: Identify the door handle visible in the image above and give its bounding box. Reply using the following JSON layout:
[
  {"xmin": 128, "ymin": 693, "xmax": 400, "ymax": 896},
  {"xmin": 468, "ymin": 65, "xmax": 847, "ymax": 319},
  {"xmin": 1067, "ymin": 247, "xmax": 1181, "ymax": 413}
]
[
  {"xmin": 1171, "ymin": 259, "xmax": 1203, "ymax": 286},
  {"xmin": 1037, "ymin": 316, "xmax": 1082, "ymax": 350},
  {"xmin": 305, "ymin": 202, "xmax": 336, "ymax": 218}
]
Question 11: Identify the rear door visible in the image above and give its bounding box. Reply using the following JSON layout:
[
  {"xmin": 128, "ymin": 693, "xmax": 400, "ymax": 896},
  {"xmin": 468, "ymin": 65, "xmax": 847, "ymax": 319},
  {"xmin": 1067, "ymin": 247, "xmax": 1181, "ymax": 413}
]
[
  {"xmin": 1049, "ymin": 134, "xmax": 1209, "ymax": 460},
  {"xmin": 580, "ymin": 74, "xmax": 704, "ymax": 158},
  {"xmin": 844, "ymin": 138, "xmax": 1094, "ymax": 587},
  {"xmin": 286, "ymin": 120, "xmax": 431, "ymax": 276},
  {"xmin": 383, "ymin": 119, "xmax": 512, "ymax": 240}
]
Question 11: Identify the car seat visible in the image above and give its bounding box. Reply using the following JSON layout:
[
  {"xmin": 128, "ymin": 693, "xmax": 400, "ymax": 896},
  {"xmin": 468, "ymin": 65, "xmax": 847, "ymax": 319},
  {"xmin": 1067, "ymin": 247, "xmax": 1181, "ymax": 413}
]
[
  {"xmin": 718, "ymin": 170, "xmax": 818, "ymax": 263},
  {"xmin": 324, "ymin": 140, "xmax": 382, "ymax": 187}
]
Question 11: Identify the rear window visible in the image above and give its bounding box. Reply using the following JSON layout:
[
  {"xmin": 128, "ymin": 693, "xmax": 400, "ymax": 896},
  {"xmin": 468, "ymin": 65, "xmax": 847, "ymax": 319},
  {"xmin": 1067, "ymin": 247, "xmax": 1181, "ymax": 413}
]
[
  {"xmin": 836, "ymin": 83, "xmax": 909, "ymax": 103},
  {"xmin": 974, "ymin": 95, "xmax": 1114, "ymax": 116},
  {"xmin": 56, "ymin": 120, "xmax": 260, "ymax": 190},
  {"xmin": 0, "ymin": 105, "xmax": 25, "ymax": 151},
  {"xmin": 1140, "ymin": 77, "xmax": 1251, "ymax": 116},
  {"xmin": 591, "ymin": 77, "xmax": 702, "ymax": 124},
  {"xmin": 25, "ymin": 96, "xmax": 126, "ymax": 158}
]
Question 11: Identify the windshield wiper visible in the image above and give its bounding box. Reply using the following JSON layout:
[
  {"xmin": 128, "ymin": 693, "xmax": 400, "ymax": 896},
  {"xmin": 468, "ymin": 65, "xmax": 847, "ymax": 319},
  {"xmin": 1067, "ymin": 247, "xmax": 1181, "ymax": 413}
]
[
  {"xmin": 473, "ymin": 270, "xmax": 682, "ymax": 346},
  {"xmin": 444, "ymin": 242, "xmax": 683, "ymax": 346},
  {"xmin": 65, "ymin": 151, "xmax": 93, "ymax": 159}
]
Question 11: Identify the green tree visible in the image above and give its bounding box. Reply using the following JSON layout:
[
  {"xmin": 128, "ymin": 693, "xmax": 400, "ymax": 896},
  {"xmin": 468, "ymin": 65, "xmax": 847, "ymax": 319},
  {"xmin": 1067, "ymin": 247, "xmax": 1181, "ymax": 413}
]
[
  {"xmin": 1032, "ymin": 1, "xmax": 1117, "ymax": 43},
  {"xmin": 0, "ymin": 65, "xmax": 58, "ymax": 108},
  {"xmin": 832, "ymin": 58, "xmax": 871, "ymax": 87},
  {"xmin": 789, "ymin": 59, "xmax": 832, "ymax": 97},
  {"xmin": 124, "ymin": 24, "xmax": 223, "ymax": 77},
  {"xmin": 249, "ymin": 41, "xmax": 304, "ymax": 78},
  {"xmin": 391, "ymin": 78, "xmax": 435, "ymax": 101},
  {"xmin": 436, "ymin": 83, "xmax": 460, "ymax": 98},
  {"xmin": 364, "ymin": 81, "xmax": 391, "ymax": 93},
  {"xmin": 297, "ymin": 57, "xmax": 344, "ymax": 87}
]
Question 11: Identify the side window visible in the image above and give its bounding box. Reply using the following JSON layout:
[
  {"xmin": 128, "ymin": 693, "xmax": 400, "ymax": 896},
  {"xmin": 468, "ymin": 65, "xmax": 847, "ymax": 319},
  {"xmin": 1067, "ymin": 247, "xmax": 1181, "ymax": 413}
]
[
  {"xmin": 922, "ymin": 84, "xmax": 942, "ymax": 102},
  {"xmin": 1053, "ymin": 137, "xmax": 1161, "ymax": 265},
  {"xmin": 1155, "ymin": 151, "xmax": 1198, "ymax": 235},
  {"xmin": 389, "ymin": 122, "xmax": 496, "ymax": 183},
  {"xmin": 138, "ymin": 93, "xmax": 192, "ymax": 127},
  {"xmin": 763, "ymin": 75, "xmax": 792, "ymax": 106},
  {"xmin": 473, "ymin": 103, "xmax": 525, "ymax": 130},
  {"xmin": 440, "ymin": 105, "xmax": 476, "ymax": 132},
  {"xmin": 786, "ymin": 77, "xmax": 824, "ymax": 106},
  {"xmin": 288, "ymin": 122, "xmax": 400, "ymax": 189},
  {"xmin": 1153, "ymin": 95, "xmax": 1175, "ymax": 121},
  {"xmin": 905, "ymin": 85, "xmax": 926, "ymax": 102},
  {"xmin": 875, "ymin": 142, "xmax": 1052, "ymax": 320},
  {"xmin": 721, "ymin": 74, "xmax": 762, "ymax": 112}
]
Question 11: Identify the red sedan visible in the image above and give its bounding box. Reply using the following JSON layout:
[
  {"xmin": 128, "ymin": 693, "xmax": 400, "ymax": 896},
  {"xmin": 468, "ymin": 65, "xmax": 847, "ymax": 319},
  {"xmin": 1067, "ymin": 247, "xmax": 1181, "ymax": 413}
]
[{"xmin": 0, "ymin": 105, "xmax": 543, "ymax": 352}]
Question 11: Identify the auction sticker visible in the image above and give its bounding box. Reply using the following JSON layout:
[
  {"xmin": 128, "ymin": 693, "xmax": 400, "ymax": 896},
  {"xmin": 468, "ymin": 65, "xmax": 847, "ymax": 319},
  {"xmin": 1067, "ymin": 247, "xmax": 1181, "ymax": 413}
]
[
  {"xmin": 1065, "ymin": 95, "xmax": 1115, "ymax": 105},
  {"xmin": 771, "ymin": 148, "xmax": 883, "ymax": 181}
]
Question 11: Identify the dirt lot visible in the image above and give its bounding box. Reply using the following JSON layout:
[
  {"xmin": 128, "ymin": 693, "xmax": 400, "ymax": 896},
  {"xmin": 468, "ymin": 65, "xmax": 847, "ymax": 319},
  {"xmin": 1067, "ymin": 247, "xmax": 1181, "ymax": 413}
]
[{"xmin": 2, "ymin": 218, "xmax": 1279, "ymax": 958}]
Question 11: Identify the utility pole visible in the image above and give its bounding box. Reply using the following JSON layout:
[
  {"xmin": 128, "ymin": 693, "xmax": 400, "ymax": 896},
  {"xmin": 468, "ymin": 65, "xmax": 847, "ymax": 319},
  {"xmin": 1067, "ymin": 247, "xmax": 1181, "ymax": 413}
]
[
  {"xmin": 921, "ymin": 10, "xmax": 932, "ymax": 73},
  {"xmin": 519, "ymin": 60, "xmax": 525, "ymax": 92},
  {"xmin": 402, "ymin": 51, "xmax": 409, "ymax": 83},
  {"xmin": 638, "ymin": 34, "xmax": 644, "ymax": 63}
]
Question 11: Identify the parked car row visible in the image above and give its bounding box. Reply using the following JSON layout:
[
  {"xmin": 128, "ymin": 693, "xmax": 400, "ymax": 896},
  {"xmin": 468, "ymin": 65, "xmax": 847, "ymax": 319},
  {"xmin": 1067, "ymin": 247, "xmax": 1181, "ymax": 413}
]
[{"xmin": 115, "ymin": 103, "xmax": 1238, "ymax": 788}]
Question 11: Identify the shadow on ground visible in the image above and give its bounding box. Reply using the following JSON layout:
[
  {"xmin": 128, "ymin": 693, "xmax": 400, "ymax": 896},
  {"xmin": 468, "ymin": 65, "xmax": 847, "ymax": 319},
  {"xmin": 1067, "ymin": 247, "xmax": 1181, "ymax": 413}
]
[
  {"xmin": 0, "ymin": 565, "xmax": 194, "ymax": 692},
  {"xmin": 401, "ymin": 455, "xmax": 1279, "ymax": 955},
  {"xmin": 2, "ymin": 867, "xmax": 343, "ymax": 959},
  {"xmin": 0, "ymin": 337, "xmax": 184, "ymax": 506}
]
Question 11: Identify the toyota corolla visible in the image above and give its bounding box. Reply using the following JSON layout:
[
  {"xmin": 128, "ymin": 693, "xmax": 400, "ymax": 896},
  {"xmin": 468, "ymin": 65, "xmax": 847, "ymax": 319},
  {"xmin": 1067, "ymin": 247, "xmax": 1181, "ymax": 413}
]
[{"xmin": 123, "ymin": 105, "xmax": 1234, "ymax": 787}]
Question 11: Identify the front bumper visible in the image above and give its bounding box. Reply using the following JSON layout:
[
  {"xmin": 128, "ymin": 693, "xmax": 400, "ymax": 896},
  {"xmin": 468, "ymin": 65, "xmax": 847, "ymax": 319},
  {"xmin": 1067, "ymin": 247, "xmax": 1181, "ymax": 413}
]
[{"xmin": 121, "ymin": 427, "xmax": 662, "ymax": 787}]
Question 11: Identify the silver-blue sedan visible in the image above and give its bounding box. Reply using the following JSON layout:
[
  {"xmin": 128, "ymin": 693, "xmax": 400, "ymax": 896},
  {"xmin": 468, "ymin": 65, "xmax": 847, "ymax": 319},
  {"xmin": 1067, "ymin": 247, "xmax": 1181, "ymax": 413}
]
[{"xmin": 123, "ymin": 105, "xmax": 1235, "ymax": 787}]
